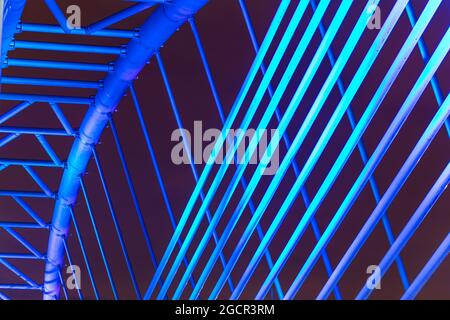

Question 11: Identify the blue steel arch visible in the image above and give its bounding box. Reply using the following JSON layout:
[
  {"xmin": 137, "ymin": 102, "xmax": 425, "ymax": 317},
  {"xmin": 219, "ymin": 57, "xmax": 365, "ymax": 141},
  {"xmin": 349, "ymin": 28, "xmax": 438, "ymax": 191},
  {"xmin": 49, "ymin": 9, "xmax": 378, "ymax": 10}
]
[
  {"xmin": 0, "ymin": 0, "xmax": 449, "ymax": 300},
  {"xmin": 42, "ymin": 0, "xmax": 209, "ymax": 300}
]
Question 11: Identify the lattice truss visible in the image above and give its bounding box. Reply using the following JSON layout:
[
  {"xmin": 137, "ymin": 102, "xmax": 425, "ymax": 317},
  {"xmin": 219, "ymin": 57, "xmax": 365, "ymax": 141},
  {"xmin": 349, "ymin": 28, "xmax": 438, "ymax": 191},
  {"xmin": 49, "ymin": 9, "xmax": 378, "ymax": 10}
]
[{"xmin": 0, "ymin": 0, "xmax": 449, "ymax": 300}]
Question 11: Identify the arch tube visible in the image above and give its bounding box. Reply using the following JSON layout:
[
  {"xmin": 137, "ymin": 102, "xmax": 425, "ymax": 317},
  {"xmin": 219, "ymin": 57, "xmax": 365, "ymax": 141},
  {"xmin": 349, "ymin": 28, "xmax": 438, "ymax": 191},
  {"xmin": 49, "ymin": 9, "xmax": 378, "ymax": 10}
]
[{"xmin": 43, "ymin": 0, "xmax": 209, "ymax": 300}]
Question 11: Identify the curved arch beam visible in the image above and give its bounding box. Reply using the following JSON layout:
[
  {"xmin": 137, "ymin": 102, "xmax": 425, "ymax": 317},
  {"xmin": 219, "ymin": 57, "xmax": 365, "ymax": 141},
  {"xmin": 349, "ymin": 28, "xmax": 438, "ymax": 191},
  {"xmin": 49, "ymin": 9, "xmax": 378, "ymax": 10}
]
[{"xmin": 43, "ymin": 0, "xmax": 210, "ymax": 300}]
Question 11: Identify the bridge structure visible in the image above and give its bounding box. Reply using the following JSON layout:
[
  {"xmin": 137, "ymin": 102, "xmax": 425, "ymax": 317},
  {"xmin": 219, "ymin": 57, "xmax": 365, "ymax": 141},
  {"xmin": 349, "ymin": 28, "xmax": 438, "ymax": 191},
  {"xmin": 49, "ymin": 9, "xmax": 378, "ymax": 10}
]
[{"xmin": 0, "ymin": 0, "xmax": 449, "ymax": 300}]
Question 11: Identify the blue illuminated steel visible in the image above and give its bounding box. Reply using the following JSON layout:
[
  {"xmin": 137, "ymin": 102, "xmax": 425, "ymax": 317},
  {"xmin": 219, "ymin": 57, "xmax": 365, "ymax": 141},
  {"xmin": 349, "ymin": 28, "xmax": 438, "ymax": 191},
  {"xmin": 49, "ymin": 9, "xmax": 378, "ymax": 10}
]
[
  {"xmin": 0, "ymin": 222, "xmax": 47, "ymax": 229},
  {"xmin": 62, "ymin": 238, "xmax": 83, "ymax": 300},
  {"xmin": 0, "ymin": 93, "xmax": 93, "ymax": 104},
  {"xmin": 168, "ymin": 0, "xmax": 335, "ymax": 299},
  {"xmin": 5, "ymin": 58, "xmax": 112, "ymax": 72},
  {"xmin": 18, "ymin": 22, "xmax": 136, "ymax": 38},
  {"xmin": 129, "ymin": 84, "xmax": 197, "ymax": 290},
  {"xmin": 0, "ymin": 253, "xmax": 44, "ymax": 260},
  {"xmin": 1, "ymin": 76, "xmax": 102, "ymax": 88},
  {"xmin": 206, "ymin": 0, "xmax": 392, "ymax": 299},
  {"xmin": 144, "ymin": 0, "xmax": 293, "ymax": 299},
  {"xmin": 0, "ymin": 292, "xmax": 10, "ymax": 300},
  {"xmin": 109, "ymin": 117, "xmax": 162, "ymax": 282},
  {"xmin": 85, "ymin": 2, "xmax": 160, "ymax": 35},
  {"xmin": 4, "ymin": 227, "xmax": 43, "ymax": 258},
  {"xmin": 69, "ymin": 207, "xmax": 100, "ymax": 300},
  {"xmin": 92, "ymin": 147, "xmax": 142, "ymax": 299},
  {"xmin": 58, "ymin": 271, "xmax": 68, "ymax": 300},
  {"xmin": 318, "ymin": 92, "xmax": 450, "ymax": 299},
  {"xmin": 0, "ymin": 127, "xmax": 70, "ymax": 136},
  {"xmin": 405, "ymin": 4, "xmax": 449, "ymax": 136},
  {"xmin": 0, "ymin": 0, "xmax": 448, "ymax": 301},
  {"xmin": 0, "ymin": 101, "xmax": 32, "ymax": 123},
  {"xmin": 308, "ymin": 0, "xmax": 409, "ymax": 289},
  {"xmin": 80, "ymin": 179, "xmax": 119, "ymax": 299},
  {"xmin": 155, "ymin": 52, "xmax": 235, "ymax": 292},
  {"xmin": 276, "ymin": 4, "xmax": 447, "ymax": 300},
  {"xmin": 1, "ymin": 0, "xmax": 25, "ymax": 62},
  {"xmin": 160, "ymin": 0, "xmax": 319, "ymax": 298},
  {"xmin": 0, "ymin": 258, "xmax": 39, "ymax": 288},
  {"xmin": 12, "ymin": 40, "xmax": 124, "ymax": 55},
  {"xmin": 251, "ymin": 0, "xmax": 439, "ymax": 299},
  {"xmin": 50, "ymin": 103, "xmax": 76, "ymax": 135},
  {"xmin": 0, "ymin": 190, "xmax": 54, "ymax": 198},
  {"xmin": 44, "ymin": 0, "xmax": 71, "ymax": 33},
  {"xmin": 234, "ymin": 2, "xmax": 340, "ymax": 298},
  {"xmin": 188, "ymin": 16, "xmax": 284, "ymax": 299}
]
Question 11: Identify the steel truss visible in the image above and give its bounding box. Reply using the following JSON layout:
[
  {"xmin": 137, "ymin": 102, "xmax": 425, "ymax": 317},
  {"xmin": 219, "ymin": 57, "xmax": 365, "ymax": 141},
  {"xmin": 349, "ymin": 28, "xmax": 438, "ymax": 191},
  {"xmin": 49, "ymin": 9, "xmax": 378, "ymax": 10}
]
[{"xmin": 0, "ymin": 0, "xmax": 448, "ymax": 300}]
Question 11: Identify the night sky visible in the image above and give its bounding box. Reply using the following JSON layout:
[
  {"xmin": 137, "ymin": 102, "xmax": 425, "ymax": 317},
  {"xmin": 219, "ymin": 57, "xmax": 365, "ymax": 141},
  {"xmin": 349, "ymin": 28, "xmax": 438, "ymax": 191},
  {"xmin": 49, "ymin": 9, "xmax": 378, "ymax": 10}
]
[{"xmin": 0, "ymin": 0, "xmax": 449, "ymax": 300}]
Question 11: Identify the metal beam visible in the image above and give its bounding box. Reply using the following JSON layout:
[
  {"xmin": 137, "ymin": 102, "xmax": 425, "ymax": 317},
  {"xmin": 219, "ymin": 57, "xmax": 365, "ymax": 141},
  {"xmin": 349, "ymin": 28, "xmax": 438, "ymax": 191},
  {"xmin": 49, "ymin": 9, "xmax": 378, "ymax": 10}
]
[
  {"xmin": 401, "ymin": 234, "xmax": 450, "ymax": 300},
  {"xmin": 1, "ymin": 0, "xmax": 26, "ymax": 62},
  {"xmin": 43, "ymin": 0, "xmax": 210, "ymax": 300}
]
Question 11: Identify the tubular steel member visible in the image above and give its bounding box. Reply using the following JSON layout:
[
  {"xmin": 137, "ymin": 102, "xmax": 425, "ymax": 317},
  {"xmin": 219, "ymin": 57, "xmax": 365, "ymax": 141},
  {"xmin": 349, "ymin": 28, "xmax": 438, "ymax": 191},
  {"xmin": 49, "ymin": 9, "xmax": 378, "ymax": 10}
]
[
  {"xmin": 1, "ymin": 0, "xmax": 25, "ymax": 85},
  {"xmin": 1, "ymin": 0, "xmax": 26, "ymax": 62},
  {"xmin": 43, "ymin": 0, "xmax": 210, "ymax": 300}
]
